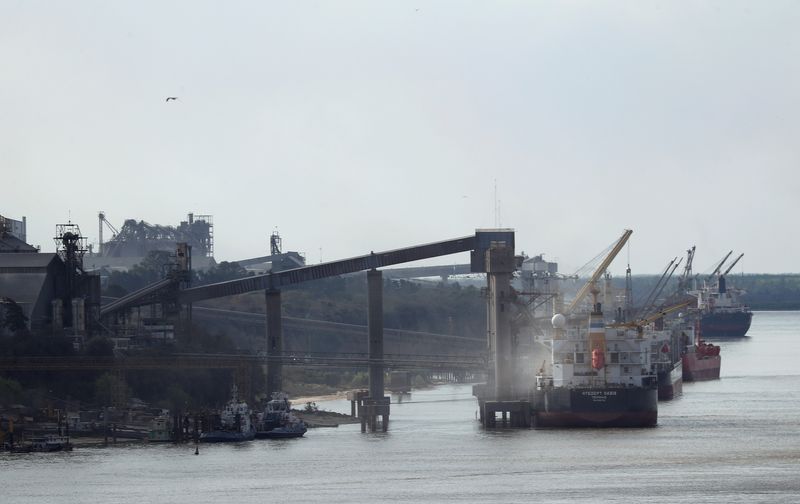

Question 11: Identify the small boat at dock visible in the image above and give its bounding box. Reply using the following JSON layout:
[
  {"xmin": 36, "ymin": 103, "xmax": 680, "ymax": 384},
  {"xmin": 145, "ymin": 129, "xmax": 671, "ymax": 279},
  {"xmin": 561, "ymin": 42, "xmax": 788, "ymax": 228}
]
[
  {"xmin": 200, "ymin": 386, "xmax": 255, "ymax": 443},
  {"xmin": 254, "ymin": 393, "xmax": 307, "ymax": 439}
]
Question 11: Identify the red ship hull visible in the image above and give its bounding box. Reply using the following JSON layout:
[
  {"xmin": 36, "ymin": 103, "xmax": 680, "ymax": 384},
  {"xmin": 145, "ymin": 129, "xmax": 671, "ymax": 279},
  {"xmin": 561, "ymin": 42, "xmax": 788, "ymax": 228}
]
[{"xmin": 682, "ymin": 353, "xmax": 720, "ymax": 381}]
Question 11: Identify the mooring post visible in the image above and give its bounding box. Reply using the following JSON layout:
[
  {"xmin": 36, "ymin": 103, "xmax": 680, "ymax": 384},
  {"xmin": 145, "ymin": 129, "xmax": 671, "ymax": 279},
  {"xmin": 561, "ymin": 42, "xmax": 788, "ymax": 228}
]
[{"xmin": 265, "ymin": 288, "xmax": 283, "ymax": 397}]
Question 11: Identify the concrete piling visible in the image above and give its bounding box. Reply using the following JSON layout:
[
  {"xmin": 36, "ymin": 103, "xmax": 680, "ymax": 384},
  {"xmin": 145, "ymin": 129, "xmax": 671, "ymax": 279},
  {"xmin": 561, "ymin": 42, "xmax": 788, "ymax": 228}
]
[{"xmin": 265, "ymin": 288, "xmax": 282, "ymax": 397}]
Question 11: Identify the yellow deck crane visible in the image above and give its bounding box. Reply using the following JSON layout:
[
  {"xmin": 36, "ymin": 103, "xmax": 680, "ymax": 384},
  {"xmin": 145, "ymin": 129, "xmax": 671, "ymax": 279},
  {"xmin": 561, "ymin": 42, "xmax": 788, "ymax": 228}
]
[
  {"xmin": 611, "ymin": 298, "xmax": 694, "ymax": 329},
  {"xmin": 563, "ymin": 229, "xmax": 633, "ymax": 317}
]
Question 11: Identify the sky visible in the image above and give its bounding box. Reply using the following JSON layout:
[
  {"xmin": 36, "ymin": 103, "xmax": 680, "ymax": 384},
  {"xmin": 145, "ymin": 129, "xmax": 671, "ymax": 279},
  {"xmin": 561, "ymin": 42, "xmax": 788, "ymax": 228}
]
[{"xmin": 2, "ymin": 1, "xmax": 799, "ymax": 275}]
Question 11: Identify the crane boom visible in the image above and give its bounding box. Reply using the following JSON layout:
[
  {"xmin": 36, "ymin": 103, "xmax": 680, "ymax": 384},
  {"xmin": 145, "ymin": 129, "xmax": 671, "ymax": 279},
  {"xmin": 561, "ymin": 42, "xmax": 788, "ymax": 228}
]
[
  {"xmin": 708, "ymin": 250, "xmax": 733, "ymax": 279},
  {"xmin": 638, "ymin": 258, "xmax": 676, "ymax": 312},
  {"xmin": 565, "ymin": 229, "xmax": 632, "ymax": 315},
  {"xmin": 681, "ymin": 246, "xmax": 695, "ymax": 282},
  {"xmin": 613, "ymin": 299, "xmax": 693, "ymax": 328},
  {"xmin": 722, "ymin": 253, "xmax": 744, "ymax": 276},
  {"xmin": 640, "ymin": 257, "xmax": 682, "ymax": 320}
]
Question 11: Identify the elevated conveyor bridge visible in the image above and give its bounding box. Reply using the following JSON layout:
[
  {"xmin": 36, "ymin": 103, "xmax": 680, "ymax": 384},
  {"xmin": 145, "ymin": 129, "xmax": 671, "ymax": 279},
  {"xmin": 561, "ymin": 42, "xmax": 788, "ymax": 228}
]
[{"xmin": 96, "ymin": 230, "xmax": 516, "ymax": 431}]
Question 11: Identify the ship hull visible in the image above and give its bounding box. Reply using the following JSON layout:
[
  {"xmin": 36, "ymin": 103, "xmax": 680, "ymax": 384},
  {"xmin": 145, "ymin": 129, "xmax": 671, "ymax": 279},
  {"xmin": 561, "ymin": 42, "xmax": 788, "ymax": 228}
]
[
  {"xmin": 255, "ymin": 428, "xmax": 306, "ymax": 439},
  {"xmin": 199, "ymin": 430, "xmax": 255, "ymax": 443},
  {"xmin": 700, "ymin": 311, "xmax": 752, "ymax": 338},
  {"xmin": 682, "ymin": 353, "xmax": 720, "ymax": 381},
  {"xmin": 531, "ymin": 387, "xmax": 658, "ymax": 428},
  {"xmin": 657, "ymin": 361, "xmax": 683, "ymax": 401}
]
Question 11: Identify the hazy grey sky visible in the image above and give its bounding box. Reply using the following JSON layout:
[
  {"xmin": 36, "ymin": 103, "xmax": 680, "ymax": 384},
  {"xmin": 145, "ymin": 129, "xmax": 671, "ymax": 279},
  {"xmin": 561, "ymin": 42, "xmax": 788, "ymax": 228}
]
[{"xmin": 2, "ymin": 1, "xmax": 799, "ymax": 274}]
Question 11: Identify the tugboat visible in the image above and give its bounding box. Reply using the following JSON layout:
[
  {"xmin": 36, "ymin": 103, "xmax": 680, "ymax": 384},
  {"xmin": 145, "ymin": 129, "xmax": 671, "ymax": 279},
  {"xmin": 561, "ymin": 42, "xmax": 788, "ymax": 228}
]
[
  {"xmin": 28, "ymin": 434, "xmax": 73, "ymax": 452},
  {"xmin": 254, "ymin": 393, "xmax": 307, "ymax": 439},
  {"xmin": 200, "ymin": 385, "xmax": 255, "ymax": 443},
  {"xmin": 147, "ymin": 411, "xmax": 173, "ymax": 442}
]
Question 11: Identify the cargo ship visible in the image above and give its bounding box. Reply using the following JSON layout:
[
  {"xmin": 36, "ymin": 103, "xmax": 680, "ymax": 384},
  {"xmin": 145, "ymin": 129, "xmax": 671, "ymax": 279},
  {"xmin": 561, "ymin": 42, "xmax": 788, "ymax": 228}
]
[
  {"xmin": 651, "ymin": 320, "xmax": 689, "ymax": 401},
  {"xmin": 680, "ymin": 323, "xmax": 721, "ymax": 381},
  {"xmin": 693, "ymin": 252, "xmax": 752, "ymax": 338},
  {"xmin": 656, "ymin": 357, "xmax": 683, "ymax": 401},
  {"xmin": 530, "ymin": 306, "xmax": 659, "ymax": 428}
]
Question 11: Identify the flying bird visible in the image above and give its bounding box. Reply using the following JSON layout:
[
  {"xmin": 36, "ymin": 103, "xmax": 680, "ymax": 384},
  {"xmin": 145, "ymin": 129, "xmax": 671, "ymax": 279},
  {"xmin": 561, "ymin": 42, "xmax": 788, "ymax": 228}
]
[{"xmin": 165, "ymin": 97, "xmax": 178, "ymax": 102}]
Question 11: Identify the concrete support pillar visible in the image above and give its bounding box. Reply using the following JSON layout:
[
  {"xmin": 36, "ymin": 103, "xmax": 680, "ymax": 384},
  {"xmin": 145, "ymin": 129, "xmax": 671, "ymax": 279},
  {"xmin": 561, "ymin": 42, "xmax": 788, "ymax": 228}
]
[
  {"xmin": 487, "ymin": 246, "xmax": 515, "ymax": 401},
  {"xmin": 265, "ymin": 289, "xmax": 283, "ymax": 397},
  {"xmin": 367, "ymin": 269, "xmax": 384, "ymax": 400}
]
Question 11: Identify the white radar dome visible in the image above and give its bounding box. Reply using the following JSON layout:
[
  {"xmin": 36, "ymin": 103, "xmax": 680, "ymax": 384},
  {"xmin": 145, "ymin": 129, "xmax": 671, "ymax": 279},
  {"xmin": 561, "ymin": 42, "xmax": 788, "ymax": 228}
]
[{"xmin": 551, "ymin": 313, "xmax": 566, "ymax": 329}]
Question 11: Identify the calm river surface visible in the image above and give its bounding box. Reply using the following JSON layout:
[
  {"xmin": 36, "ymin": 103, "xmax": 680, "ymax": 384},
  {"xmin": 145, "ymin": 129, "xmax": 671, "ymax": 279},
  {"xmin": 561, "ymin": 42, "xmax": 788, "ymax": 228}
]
[{"xmin": 3, "ymin": 311, "xmax": 800, "ymax": 503}]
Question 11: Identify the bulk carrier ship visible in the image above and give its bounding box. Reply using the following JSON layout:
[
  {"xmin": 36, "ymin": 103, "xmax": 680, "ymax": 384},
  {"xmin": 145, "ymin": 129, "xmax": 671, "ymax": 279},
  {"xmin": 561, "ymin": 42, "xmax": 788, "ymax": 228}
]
[
  {"xmin": 693, "ymin": 251, "xmax": 752, "ymax": 338},
  {"xmin": 531, "ymin": 305, "xmax": 659, "ymax": 427},
  {"xmin": 696, "ymin": 274, "xmax": 752, "ymax": 338}
]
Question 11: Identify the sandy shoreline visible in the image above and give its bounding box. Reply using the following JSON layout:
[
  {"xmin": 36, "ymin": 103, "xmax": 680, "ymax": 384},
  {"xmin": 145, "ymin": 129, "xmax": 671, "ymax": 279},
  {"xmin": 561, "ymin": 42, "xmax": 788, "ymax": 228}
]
[{"xmin": 291, "ymin": 391, "xmax": 350, "ymax": 405}]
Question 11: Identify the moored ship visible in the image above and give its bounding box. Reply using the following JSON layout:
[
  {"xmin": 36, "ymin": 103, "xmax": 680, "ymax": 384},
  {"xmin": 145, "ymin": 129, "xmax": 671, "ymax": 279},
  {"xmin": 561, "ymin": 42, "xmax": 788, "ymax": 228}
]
[
  {"xmin": 531, "ymin": 307, "xmax": 659, "ymax": 428},
  {"xmin": 694, "ymin": 252, "xmax": 752, "ymax": 338},
  {"xmin": 651, "ymin": 319, "xmax": 689, "ymax": 401},
  {"xmin": 700, "ymin": 307, "xmax": 752, "ymax": 339},
  {"xmin": 656, "ymin": 358, "xmax": 683, "ymax": 401},
  {"xmin": 254, "ymin": 393, "xmax": 307, "ymax": 439},
  {"xmin": 147, "ymin": 413, "xmax": 173, "ymax": 442},
  {"xmin": 681, "ymin": 330, "xmax": 721, "ymax": 382},
  {"xmin": 28, "ymin": 434, "xmax": 73, "ymax": 452},
  {"xmin": 200, "ymin": 386, "xmax": 255, "ymax": 443}
]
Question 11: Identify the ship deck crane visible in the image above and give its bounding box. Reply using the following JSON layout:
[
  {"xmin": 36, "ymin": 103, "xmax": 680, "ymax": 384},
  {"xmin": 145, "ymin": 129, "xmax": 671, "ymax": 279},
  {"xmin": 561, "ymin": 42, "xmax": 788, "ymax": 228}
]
[
  {"xmin": 722, "ymin": 253, "xmax": 744, "ymax": 276},
  {"xmin": 677, "ymin": 246, "xmax": 696, "ymax": 292},
  {"xmin": 611, "ymin": 299, "xmax": 694, "ymax": 328},
  {"xmin": 564, "ymin": 229, "xmax": 632, "ymax": 316},
  {"xmin": 637, "ymin": 256, "xmax": 682, "ymax": 320},
  {"xmin": 707, "ymin": 250, "xmax": 733, "ymax": 280}
]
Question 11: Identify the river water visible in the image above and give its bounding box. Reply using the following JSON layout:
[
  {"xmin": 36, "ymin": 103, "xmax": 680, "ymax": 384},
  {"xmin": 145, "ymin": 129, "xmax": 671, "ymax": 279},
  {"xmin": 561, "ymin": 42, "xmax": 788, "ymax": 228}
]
[{"xmin": 3, "ymin": 311, "xmax": 799, "ymax": 503}]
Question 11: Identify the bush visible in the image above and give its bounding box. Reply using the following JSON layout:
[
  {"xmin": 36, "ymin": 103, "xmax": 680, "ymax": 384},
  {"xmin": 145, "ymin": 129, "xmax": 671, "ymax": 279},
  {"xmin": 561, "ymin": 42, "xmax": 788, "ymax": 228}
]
[
  {"xmin": 349, "ymin": 372, "xmax": 368, "ymax": 388},
  {"xmin": 0, "ymin": 377, "xmax": 23, "ymax": 405}
]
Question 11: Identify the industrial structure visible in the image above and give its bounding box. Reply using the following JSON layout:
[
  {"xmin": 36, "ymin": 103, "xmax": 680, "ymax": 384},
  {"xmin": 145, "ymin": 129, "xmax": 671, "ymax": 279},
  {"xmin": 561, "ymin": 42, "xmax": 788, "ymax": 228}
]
[
  {"xmin": 89, "ymin": 212, "xmax": 216, "ymax": 271},
  {"xmin": 0, "ymin": 214, "xmax": 33, "ymax": 253},
  {"xmin": 0, "ymin": 216, "xmax": 100, "ymax": 346},
  {"xmin": 233, "ymin": 231, "xmax": 306, "ymax": 274},
  {"xmin": 3, "ymin": 212, "xmax": 524, "ymax": 433},
  {"xmin": 98, "ymin": 229, "xmax": 517, "ymax": 431}
]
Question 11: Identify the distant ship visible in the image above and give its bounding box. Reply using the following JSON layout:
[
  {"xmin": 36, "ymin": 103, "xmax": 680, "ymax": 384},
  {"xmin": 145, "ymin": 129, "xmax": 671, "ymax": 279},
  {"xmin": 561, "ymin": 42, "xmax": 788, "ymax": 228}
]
[
  {"xmin": 680, "ymin": 322, "xmax": 721, "ymax": 381},
  {"xmin": 695, "ymin": 274, "xmax": 753, "ymax": 338},
  {"xmin": 683, "ymin": 250, "xmax": 752, "ymax": 338}
]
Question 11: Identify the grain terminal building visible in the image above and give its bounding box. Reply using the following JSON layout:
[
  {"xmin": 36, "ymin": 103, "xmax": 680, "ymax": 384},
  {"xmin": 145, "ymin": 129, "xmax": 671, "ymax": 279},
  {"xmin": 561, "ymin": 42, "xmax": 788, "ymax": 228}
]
[{"xmin": 0, "ymin": 214, "xmax": 99, "ymax": 342}]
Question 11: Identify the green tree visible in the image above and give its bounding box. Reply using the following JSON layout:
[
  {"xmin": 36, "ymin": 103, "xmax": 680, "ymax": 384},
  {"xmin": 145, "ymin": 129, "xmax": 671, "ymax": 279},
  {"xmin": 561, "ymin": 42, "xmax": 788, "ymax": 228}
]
[
  {"xmin": 84, "ymin": 336, "xmax": 115, "ymax": 357},
  {"xmin": 196, "ymin": 261, "xmax": 251, "ymax": 285},
  {"xmin": 94, "ymin": 373, "xmax": 128, "ymax": 407},
  {"xmin": 0, "ymin": 297, "xmax": 29, "ymax": 336},
  {"xmin": 0, "ymin": 377, "xmax": 23, "ymax": 405}
]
